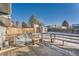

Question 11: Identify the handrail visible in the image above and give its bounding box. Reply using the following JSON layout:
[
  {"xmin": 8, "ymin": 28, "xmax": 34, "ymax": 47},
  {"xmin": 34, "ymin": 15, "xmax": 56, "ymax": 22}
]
[
  {"xmin": 42, "ymin": 32, "xmax": 79, "ymax": 45},
  {"xmin": 0, "ymin": 47, "xmax": 18, "ymax": 56},
  {"xmin": 0, "ymin": 47, "xmax": 17, "ymax": 54},
  {"xmin": 42, "ymin": 32, "xmax": 79, "ymax": 39},
  {"xmin": 31, "ymin": 32, "xmax": 79, "ymax": 45},
  {"xmin": 0, "ymin": 33, "xmax": 27, "ymax": 56},
  {"xmin": 43, "ymin": 32, "xmax": 79, "ymax": 37}
]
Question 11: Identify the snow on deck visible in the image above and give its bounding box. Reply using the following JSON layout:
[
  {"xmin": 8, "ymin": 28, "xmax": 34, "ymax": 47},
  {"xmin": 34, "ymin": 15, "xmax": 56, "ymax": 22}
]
[
  {"xmin": 15, "ymin": 44, "xmax": 64, "ymax": 56},
  {"xmin": 15, "ymin": 32, "xmax": 79, "ymax": 56}
]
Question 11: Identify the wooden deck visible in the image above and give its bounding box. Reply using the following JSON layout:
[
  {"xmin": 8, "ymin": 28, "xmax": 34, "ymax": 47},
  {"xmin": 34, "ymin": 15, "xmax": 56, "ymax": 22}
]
[
  {"xmin": 15, "ymin": 44, "xmax": 64, "ymax": 56},
  {"xmin": 0, "ymin": 32, "xmax": 79, "ymax": 56}
]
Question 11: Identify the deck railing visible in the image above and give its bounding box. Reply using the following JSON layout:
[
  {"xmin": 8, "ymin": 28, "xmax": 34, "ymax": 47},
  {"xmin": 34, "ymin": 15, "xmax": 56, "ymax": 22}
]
[
  {"xmin": 31, "ymin": 32, "xmax": 79, "ymax": 46},
  {"xmin": 0, "ymin": 33, "xmax": 27, "ymax": 56},
  {"xmin": 0, "ymin": 47, "xmax": 18, "ymax": 56},
  {"xmin": 0, "ymin": 32, "xmax": 79, "ymax": 56}
]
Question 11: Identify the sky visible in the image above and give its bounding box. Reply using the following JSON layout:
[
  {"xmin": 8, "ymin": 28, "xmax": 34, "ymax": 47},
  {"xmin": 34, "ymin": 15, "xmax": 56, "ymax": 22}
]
[{"xmin": 12, "ymin": 3, "xmax": 79, "ymax": 26}]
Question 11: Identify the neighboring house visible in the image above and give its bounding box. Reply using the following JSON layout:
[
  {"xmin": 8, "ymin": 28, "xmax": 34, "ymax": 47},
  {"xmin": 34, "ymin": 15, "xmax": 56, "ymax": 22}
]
[
  {"xmin": 34, "ymin": 24, "xmax": 40, "ymax": 33},
  {"xmin": 61, "ymin": 26, "xmax": 68, "ymax": 29},
  {"xmin": 33, "ymin": 24, "xmax": 47, "ymax": 33},
  {"xmin": 40, "ymin": 26, "xmax": 48, "ymax": 33},
  {"xmin": 72, "ymin": 24, "xmax": 79, "ymax": 30},
  {"xmin": 22, "ymin": 28, "xmax": 35, "ymax": 33},
  {"xmin": 72, "ymin": 24, "xmax": 79, "ymax": 33}
]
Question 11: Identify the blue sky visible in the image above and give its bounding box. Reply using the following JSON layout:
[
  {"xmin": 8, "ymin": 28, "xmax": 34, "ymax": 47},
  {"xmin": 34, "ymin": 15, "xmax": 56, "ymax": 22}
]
[{"xmin": 12, "ymin": 3, "xmax": 79, "ymax": 26}]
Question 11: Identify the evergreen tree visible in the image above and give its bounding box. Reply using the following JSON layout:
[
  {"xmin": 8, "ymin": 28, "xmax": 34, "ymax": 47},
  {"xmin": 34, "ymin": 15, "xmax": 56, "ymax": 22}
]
[
  {"xmin": 16, "ymin": 20, "xmax": 19, "ymax": 28},
  {"xmin": 12, "ymin": 21, "xmax": 15, "ymax": 27},
  {"xmin": 62, "ymin": 20, "xmax": 69, "ymax": 27},
  {"xmin": 22, "ymin": 21, "xmax": 27, "ymax": 28},
  {"xmin": 29, "ymin": 15, "xmax": 37, "ymax": 27},
  {"xmin": 37, "ymin": 20, "xmax": 44, "ymax": 26},
  {"xmin": 29, "ymin": 15, "xmax": 44, "ymax": 27}
]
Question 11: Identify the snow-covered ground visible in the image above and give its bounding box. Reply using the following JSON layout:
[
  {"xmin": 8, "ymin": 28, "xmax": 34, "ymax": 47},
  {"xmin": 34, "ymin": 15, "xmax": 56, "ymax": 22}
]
[
  {"xmin": 15, "ymin": 34, "xmax": 32, "ymax": 45},
  {"xmin": 43, "ymin": 32, "xmax": 79, "ymax": 56}
]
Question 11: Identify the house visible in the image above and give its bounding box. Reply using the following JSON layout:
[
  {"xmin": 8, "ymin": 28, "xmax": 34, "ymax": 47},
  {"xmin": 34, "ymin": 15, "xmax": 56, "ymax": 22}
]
[
  {"xmin": 0, "ymin": 3, "xmax": 11, "ymax": 15},
  {"xmin": 33, "ymin": 24, "xmax": 40, "ymax": 33},
  {"xmin": 33, "ymin": 24, "xmax": 47, "ymax": 33},
  {"xmin": 0, "ymin": 15, "xmax": 12, "ymax": 49},
  {"xmin": 40, "ymin": 26, "xmax": 48, "ymax": 33},
  {"xmin": 72, "ymin": 24, "xmax": 79, "ymax": 29},
  {"xmin": 72, "ymin": 24, "xmax": 79, "ymax": 33},
  {"xmin": 22, "ymin": 28, "xmax": 35, "ymax": 33},
  {"xmin": 0, "ymin": 3, "xmax": 12, "ymax": 49}
]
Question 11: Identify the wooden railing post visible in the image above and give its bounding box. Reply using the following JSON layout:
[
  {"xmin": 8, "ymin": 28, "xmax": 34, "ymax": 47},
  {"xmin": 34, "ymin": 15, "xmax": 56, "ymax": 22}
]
[
  {"xmin": 13, "ymin": 35, "xmax": 16, "ymax": 46},
  {"xmin": 32, "ymin": 39, "xmax": 34, "ymax": 45},
  {"xmin": 61, "ymin": 41, "xmax": 64, "ymax": 46},
  {"xmin": 39, "ymin": 33, "xmax": 43, "ymax": 43},
  {"xmin": 50, "ymin": 34, "xmax": 53, "ymax": 43},
  {"xmin": 53, "ymin": 34, "xmax": 55, "ymax": 43},
  {"xmin": 25, "ymin": 33, "xmax": 27, "ymax": 45},
  {"xmin": 31, "ymin": 33, "xmax": 35, "ymax": 45}
]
